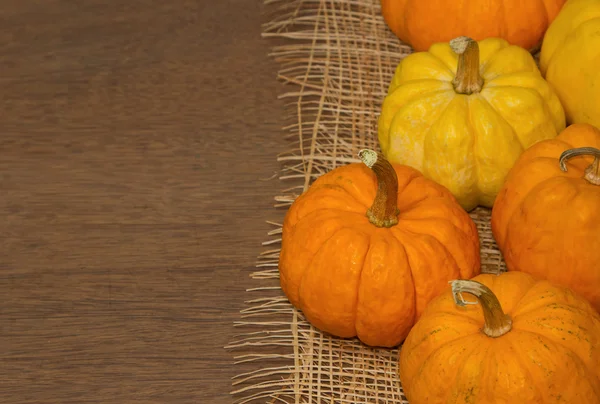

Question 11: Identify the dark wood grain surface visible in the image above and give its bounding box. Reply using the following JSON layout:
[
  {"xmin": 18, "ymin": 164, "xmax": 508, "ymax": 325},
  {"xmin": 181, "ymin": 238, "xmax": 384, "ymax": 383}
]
[{"xmin": 1, "ymin": 1, "xmax": 287, "ymax": 402}]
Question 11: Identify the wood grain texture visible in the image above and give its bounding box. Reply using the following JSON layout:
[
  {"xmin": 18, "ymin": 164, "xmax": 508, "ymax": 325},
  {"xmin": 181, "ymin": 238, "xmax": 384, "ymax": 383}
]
[{"xmin": 0, "ymin": 0, "xmax": 287, "ymax": 402}]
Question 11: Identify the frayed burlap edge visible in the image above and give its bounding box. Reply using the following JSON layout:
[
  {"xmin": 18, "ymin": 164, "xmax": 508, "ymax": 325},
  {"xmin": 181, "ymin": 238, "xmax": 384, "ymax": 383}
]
[{"xmin": 226, "ymin": 1, "xmax": 508, "ymax": 402}]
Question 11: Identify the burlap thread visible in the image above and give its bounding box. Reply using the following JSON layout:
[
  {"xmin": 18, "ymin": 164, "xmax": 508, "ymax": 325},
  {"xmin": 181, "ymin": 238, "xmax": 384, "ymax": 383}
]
[{"xmin": 227, "ymin": 0, "xmax": 509, "ymax": 402}]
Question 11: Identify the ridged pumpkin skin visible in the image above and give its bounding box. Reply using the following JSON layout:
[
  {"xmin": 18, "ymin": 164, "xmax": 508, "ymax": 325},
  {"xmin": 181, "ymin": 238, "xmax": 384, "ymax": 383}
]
[
  {"xmin": 380, "ymin": 0, "xmax": 566, "ymax": 52},
  {"xmin": 378, "ymin": 37, "xmax": 566, "ymax": 211},
  {"xmin": 279, "ymin": 159, "xmax": 480, "ymax": 347},
  {"xmin": 399, "ymin": 272, "xmax": 600, "ymax": 404},
  {"xmin": 539, "ymin": 0, "xmax": 600, "ymax": 128},
  {"xmin": 491, "ymin": 123, "xmax": 600, "ymax": 312}
]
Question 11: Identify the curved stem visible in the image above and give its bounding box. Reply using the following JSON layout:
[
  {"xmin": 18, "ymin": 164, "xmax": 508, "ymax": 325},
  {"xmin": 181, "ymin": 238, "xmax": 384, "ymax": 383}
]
[
  {"xmin": 449, "ymin": 36, "xmax": 484, "ymax": 95},
  {"xmin": 358, "ymin": 149, "xmax": 400, "ymax": 227},
  {"xmin": 559, "ymin": 147, "xmax": 600, "ymax": 185},
  {"xmin": 450, "ymin": 280, "xmax": 512, "ymax": 338}
]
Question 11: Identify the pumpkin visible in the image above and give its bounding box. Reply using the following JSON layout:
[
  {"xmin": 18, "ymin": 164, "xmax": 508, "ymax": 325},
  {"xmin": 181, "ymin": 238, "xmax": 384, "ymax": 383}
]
[
  {"xmin": 491, "ymin": 123, "xmax": 600, "ymax": 312},
  {"xmin": 399, "ymin": 271, "xmax": 600, "ymax": 403},
  {"xmin": 539, "ymin": 0, "xmax": 600, "ymax": 128},
  {"xmin": 380, "ymin": 0, "xmax": 566, "ymax": 52},
  {"xmin": 378, "ymin": 36, "xmax": 566, "ymax": 211},
  {"xmin": 278, "ymin": 149, "xmax": 481, "ymax": 347}
]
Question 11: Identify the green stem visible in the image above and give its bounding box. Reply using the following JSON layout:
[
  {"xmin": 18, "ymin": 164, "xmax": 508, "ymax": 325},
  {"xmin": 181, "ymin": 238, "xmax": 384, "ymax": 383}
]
[
  {"xmin": 559, "ymin": 147, "xmax": 600, "ymax": 185},
  {"xmin": 451, "ymin": 280, "xmax": 512, "ymax": 338},
  {"xmin": 449, "ymin": 36, "xmax": 484, "ymax": 95},
  {"xmin": 358, "ymin": 149, "xmax": 400, "ymax": 228}
]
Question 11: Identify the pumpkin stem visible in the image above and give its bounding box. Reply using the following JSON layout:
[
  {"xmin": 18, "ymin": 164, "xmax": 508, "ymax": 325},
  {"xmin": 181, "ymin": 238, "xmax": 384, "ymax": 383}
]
[
  {"xmin": 450, "ymin": 36, "xmax": 484, "ymax": 95},
  {"xmin": 450, "ymin": 280, "xmax": 512, "ymax": 338},
  {"xmin": 358, "ymin": 149, "xmax": 400, "ymax": 227},
  {"xmin": 559, "ymin": 147, "xmax": 600, "ymax": 185}
]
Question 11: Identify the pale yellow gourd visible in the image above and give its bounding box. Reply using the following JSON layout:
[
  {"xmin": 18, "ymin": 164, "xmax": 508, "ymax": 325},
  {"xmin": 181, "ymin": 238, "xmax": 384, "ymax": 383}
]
[
  {"xmin": 539, "ymin": 0, "xmax": 600, "ymax": 128},
  {"xmin": 378, "ymin": 36, "xmax": 566, "ymax": 211}
]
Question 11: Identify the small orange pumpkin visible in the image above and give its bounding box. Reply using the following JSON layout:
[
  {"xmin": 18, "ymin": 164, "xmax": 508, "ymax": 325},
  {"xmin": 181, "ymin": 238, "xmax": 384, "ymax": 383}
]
[
  {"xmin": 380, "ymin": 0, "xmax": 567, "ymax": 52},
  {"xmin": 491, "ymin": 123, "xmax": 600, "ymax": 311},
  {"xmin": 279, "ymin": 150, "xmax": 480, "ymax": 347},
  {"xmin": 399, "ymin": 271, "xmax": 600, "ymax": 403}
]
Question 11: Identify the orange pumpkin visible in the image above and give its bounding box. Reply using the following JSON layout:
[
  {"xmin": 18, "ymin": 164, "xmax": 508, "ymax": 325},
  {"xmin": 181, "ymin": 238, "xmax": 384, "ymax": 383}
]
[
  {"xmin": 491, "ymin": 123, "xmax": 600, "ymax": 311},
  {"xmin": 380, "ymin": 0, "xmax": 567, "ymax": 52},
  {"xmin": 399, "ymin": 271, "xmax": 600, "ymax": 403},
  {"xmin": 279, "ymin": 149, "xmax": 480, "ymax": 347}
]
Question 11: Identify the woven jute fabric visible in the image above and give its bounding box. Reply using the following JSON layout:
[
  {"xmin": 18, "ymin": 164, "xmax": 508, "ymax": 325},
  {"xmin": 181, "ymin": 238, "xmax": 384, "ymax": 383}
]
[{"xmin": 227, "ymin": 0, "xmax": 512, "ymax": 402}]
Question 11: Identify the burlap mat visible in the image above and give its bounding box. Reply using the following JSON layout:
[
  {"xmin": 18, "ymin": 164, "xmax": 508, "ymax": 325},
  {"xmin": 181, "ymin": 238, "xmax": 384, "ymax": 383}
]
[{"xmin": 227, "ymin": 0, "xmax": 510, "ymax": 402}]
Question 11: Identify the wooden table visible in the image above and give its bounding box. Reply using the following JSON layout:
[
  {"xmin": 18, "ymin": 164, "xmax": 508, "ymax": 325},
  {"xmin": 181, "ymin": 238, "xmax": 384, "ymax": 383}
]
[{"xmin": 1, "ymin": 1, "xmax": 286, "ymax": 402}]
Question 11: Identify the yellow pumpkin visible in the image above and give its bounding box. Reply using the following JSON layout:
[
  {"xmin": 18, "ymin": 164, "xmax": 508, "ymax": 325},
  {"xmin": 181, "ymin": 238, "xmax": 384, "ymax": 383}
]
[
  {"xmin": 399, "ymin": 272, "xmax": 600, "ymax": 403},
  {"xmin": 378, "ymin": 36, "xmax": 566, "ymax": 211},
  {"xmin": 539, "ymin": 0, "xmax": 600, "ymax": 128}
]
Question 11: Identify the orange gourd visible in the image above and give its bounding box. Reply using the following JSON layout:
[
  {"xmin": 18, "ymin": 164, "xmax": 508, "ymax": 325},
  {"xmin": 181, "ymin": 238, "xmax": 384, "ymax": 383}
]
[
  {"xmin": 491, "ymin": 123, "xmax": 600, "ymax": 311},
  {"xmin": 380, "ymin": 0, "xmax": 566, "ymax": 52},
  {"xmin": 279, "ymin": 149, "xmax": 480, "ymax": 347},
  {"xmin": 399, "ymin": 272, "xmax": 600, "ymax": 403}
]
